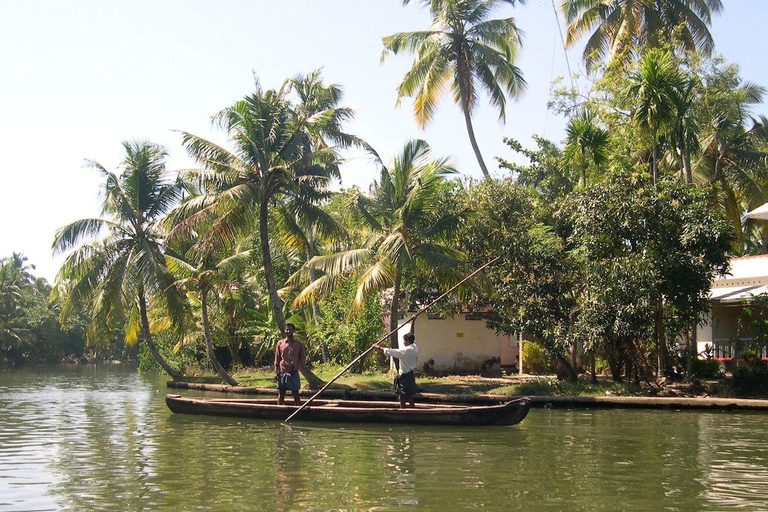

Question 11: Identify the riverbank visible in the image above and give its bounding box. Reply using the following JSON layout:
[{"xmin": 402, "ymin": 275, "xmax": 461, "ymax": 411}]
[{"xmin": 167, "ymin": 373, "xmax": 768, "ymax": 411}]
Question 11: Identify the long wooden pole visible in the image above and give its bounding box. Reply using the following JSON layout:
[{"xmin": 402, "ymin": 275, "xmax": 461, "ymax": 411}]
[{"xmin": 284, "ymin": 257, "xmax": 499, "ymax": 422}]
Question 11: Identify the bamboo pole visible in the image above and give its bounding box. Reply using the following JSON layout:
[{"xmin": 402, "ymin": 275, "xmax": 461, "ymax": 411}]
[{"xmin": 284, "ymin": 257, "xmax": 499, "ymax": 422}]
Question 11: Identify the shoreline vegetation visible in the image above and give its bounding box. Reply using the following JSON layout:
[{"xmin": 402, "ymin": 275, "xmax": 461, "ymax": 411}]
[{"xmin": 164, "ymin": 367, "xmax": 768, "ymax": 410}]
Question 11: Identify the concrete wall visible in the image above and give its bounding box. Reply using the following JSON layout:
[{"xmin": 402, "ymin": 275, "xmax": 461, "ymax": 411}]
[{"xmin": 398, "ymin": 313, "xmax": 515, "ymax": 372}]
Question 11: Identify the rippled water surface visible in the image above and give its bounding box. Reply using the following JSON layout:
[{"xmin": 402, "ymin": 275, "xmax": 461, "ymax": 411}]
[{"xmin": 2, "ymin": 366, "xmax": 768, "ymax": 511}]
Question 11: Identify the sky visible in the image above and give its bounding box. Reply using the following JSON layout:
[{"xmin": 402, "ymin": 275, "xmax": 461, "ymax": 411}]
[{"xmin": 0, "ymin": 0, "xmax": 766, "ymax": 282}]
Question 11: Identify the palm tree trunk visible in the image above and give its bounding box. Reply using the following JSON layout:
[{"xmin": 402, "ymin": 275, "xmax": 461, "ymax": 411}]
[
  {"xmin": 462, "ymin": 107, "xmax": 490, "ymax": 179},
  {"xmin": 388, "ymin": 264, "xmax": 403, "ymax": 371},
  {"xmin": 457, "ymin": 70, "xmax": 490, "ymax": 179},
  {"xmin": 201, "ymin": 287, "xmax": 239, "ymax": 386},
  {"xmin": 655, "ymin": 297, "xmax": 670, "ymax": 378},
  {"xmin": 138, "ymin": 293, "xmax": 182, "ymax": 380},
  {"xmin": 259, "ymin": 201, "xmax": 324, "ymax": 389},
  {"xmin": 651, "ymin": 129, "xmax": 658, "ymax": 185},
  {"xmin": 259, "ymin": 201, "xmax": 286, "ymax": 332},
  {"xmin": 306, "ymin": 240, "xmax": 329, "ymax": 363}
]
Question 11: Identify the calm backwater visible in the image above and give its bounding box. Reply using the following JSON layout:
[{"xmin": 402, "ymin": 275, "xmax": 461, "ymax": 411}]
[{"xmin": 2, "ymin": 365, "xmax": 768, "ymax": 511}]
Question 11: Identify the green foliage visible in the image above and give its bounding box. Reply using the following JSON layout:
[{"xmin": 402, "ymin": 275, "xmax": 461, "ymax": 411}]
[
  {"xmin": 138, "ymin": 329, "xmax": 198, "ymax": 373},
  {"xmin": 459, "ymin": 179, "xmax": 577, "ymax": 360},
  {"xmin": 513, "ymin": 379, "xmax": 643, "ymax": 397},
  {"xmin": 522, "ymin": 341, "xmax": 552, "ymax": 375},
  {"xmin": 314, "ymin": 279, "xmax": 383, "ymax": 370},
  {"xmin": 731, "ymin": 363, "xmax": 768, "ymax": 397},
  {"xmin": 734, "ymin": 293, "xmax": 768, "ymax": 362},
  {"xmin": 565, "ymin": 173, "xmax": 733, "ymax": 378},
  {"xmin": 690, "ymin": 358, "xmax": 722, "ymax": 379},
  {"xmin": 0, "ymin": 254, "xmax": 89, "ymax": 366}
]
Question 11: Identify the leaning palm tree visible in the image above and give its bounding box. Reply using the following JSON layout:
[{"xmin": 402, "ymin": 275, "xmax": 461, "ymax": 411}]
[
  {"xmin": 383, "ymin": 0, "xmax": 527, "ymax": 178},
  {"xmin": 51, "ymin": 141, "xmax": 187, "ymax": 379},
  {"xmin": 561, "ymin": 0, "xmax": 723, "ymax": 70},
  {"xmin": 165, "ymin": 237, "xmax": 251, "ymax": 387},
  {"xmin": 292, "ymin": 140, "xmax": 467, "ymax": 350}
]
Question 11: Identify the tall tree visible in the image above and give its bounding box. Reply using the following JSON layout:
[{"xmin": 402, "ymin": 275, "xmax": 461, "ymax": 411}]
[
  {"xmin": 177, "ymin": 78, "xmax": 354, "ymax": 388},
  {"xmin": 561, "ymin": 0, "xmax": 723, "ymax": 69},
  {"xmin": 51, "ymin": 141, "xmax": 187, "ymax": 379},
  {"xmin": 165, "ymin": 240, "xmax": 250, "ymax": 386},
  {"xmin": 293, "ymin": 140, "xmax": 466, "ymax": 350},
  {"xmin": 562, "ymin": 108, "xmax": 610, "ymax": 188},
  {"xmin": 383, "ymin": 0, "xmax": 527, "ymax": 178},
  {"xmin": 625, "ymin": 49, "xmax": 684, "ymax": 184}
]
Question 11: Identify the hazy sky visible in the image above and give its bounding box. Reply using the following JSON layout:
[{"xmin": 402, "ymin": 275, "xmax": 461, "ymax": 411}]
[{"xmin": 1, "ymin": 0, "xmax": 765, "ymax": 281}]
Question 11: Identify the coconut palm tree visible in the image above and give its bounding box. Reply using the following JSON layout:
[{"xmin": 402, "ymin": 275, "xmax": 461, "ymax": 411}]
[
  {"xmin": 51, "ymin": 141, "xmax": 187, "ymax": 379},
  {"xmin": 626, "ymin": 49, "xmax": 684, "ymax": 184},
  {"xmin": 382, "ymin": 0, "xmax": 527, "ymax": 178},
  {"xmin": 561, "ymin": 0, "xmax": 723, "ymax": 69},
  {"xmin": 165, "ymin": 238, "xmax": 251, "ymax": 386},
  {"xmin": 697, "ymin": 113, "xmax": 768, "ymax": 252},
  {"xmin": 176, "ymin": 78, "xmax": 357, "ymax": 388},
  {"xmin": 292, "ymin": 139, "xmax": 467, "ymax": 350}
]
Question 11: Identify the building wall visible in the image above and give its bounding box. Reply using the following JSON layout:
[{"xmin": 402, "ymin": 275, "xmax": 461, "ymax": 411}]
[{"xmin": 398, "ymin": 313, "xmax": 514, "ymax": 372}]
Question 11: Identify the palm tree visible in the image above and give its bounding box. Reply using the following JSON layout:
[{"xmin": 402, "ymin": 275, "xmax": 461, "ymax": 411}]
[
  {"xmin": 176, "ymin": 78, "xmax": 355, "ymax": 388},
  {"xmin": 697, "ymin": 113, "xmax": 768, "ymax": 251},
  {"xmin": 383, "ymin": 0, "xmax": 527, "ymax": 178},
  {"xmin": 165, "ymin": 239, "xmax": 251, "ymax": 386},
  {"xmin": 292, "ymin": 140, "xmax": 466, "ymax": 350},
  {"xmin": 625, "ymin": 49, "xmax": 683, "ymax": 184},
  {"xmin": 51, "ymin": 141, "xmax": 187, "ymax": 379},
  {"xmin": 670, "ymin": 76, "xmax": 700, "ymax": 184},
  {"xmin": 561, "ymin": 0, "xmax": 723, "ymax": 69},
  {"xmin": 562, "ymin": 108, "xmax": 610, "ymax": 188}
]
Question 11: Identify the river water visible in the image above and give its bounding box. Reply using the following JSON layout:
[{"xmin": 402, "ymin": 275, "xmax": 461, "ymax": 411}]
[{"xmin": 2, "ymin": 365, "xmax": 768, "ymax": 511}]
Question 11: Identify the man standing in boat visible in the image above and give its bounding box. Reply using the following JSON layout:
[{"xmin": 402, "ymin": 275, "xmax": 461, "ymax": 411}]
[
  {"xmin": 374, "ymin": 332, "xmax": 418, "ymax": 408},
  {"xmin": 274, "ymin": 323, "xmax": 306, "ymax": 405}
]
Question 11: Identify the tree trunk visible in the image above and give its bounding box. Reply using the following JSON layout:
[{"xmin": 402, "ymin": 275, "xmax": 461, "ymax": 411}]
[
  {"xmin": 651, "ymin": 129, "xmax": 658, "ymax": 185},
  {"xmin": 590, "ymin": 351, "xmax": 597, "ymax": 384},
  {"xmin": 260, "ymin": 199, "xmax": 324, "ymax": 389},
  {"xmin": 388, "ymin": 264, "xmax": 403, "ymax": 371},
  {"xmin": 456, "ymin": 61, "xmax": 490, "ymax": 179},
  {"xmin": 307, "ymin": 240, "xmax": 329, "ymax": 363},
  {"xmin": 655, "ymin": 297, "xmax": 671, "ymax": 378},
  {"xmin": 201, "ymin": 287, "xmax": 239, "ymax": 386},
  {"xmin": 138, "ymin": 293, "xmax": 182, "ymax": 380},
  {"xmin": 553, "ymin": 353, "xmax": 578, "ymax": 383},
  {"xmin": 259, "ymin": 200, "xmax": 286, "ymax": 332}
]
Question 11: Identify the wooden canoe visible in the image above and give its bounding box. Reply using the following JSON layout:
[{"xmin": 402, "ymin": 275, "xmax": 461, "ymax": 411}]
[{"xmin": 165, "ymin": 394, "xmax": 531, "ymax": 426}]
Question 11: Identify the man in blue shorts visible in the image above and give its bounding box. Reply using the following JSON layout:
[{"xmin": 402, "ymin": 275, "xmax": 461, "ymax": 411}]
[{"xmin": 274, "ymin": 323, "xmax": 306, "ymax": 405}]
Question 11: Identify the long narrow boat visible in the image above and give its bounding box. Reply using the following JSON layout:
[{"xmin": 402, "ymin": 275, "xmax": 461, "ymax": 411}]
[{"xmin": 165, "ymin": 394, "xmax": 530, "ymax": 426}]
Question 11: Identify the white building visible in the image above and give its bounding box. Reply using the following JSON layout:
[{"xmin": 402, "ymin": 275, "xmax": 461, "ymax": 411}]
[
  {"xmin": 697, "ymin": 254, "xmax": 768, "ymax": 360},
  {"xmin": 388, "ymin": 312, "xmax": 521, "ymax": 373}
]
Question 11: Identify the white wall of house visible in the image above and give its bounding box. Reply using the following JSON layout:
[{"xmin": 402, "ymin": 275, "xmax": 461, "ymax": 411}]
[
  {"xmin": 698, "ymin": 254, "xmax": 768, "ymax": 358},
  {"xmin": 395, "ymin": 313, "xmax": 517, "ymax": 372}
]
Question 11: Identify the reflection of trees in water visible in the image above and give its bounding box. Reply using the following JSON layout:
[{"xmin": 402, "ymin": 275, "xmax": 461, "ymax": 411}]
[
  {"xmin": 696, "ymin": 413, "xmax": 768, "ymax": 508},
  {"xmin": 272, "ymin": 426, "xmax": 305, "ymax": 512}
]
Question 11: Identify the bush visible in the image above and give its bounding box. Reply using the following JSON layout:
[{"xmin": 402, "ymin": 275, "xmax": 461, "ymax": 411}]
[
  {"xmin": 522, "ymin": 341, "xmax": 552, "ymax": 374},
  {"xmin": 691, "ymin": 358, "xmax": 722, "ymax": 379},
  {"xmin": 731, "ymin": 363, "xmax": 768, "ymax": 397}
]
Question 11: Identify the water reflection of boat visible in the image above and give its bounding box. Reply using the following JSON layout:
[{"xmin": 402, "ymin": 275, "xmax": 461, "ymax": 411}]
[{"xmin": 165, "ymin": 395, "xmax": 530, "ymax": 426}]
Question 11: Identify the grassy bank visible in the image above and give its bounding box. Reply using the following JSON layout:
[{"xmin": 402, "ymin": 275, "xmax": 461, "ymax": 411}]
[{"xmin": 215, "ymin": 366, "xmax": 653, "ymax": 398}]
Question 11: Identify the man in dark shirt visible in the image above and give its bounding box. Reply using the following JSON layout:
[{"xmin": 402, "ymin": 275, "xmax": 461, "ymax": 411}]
[{"xmin": 274, "ymin": 323, "xmax": 306, "ymax": 405}]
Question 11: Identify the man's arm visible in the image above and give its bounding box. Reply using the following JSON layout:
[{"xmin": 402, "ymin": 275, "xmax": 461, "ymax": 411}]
[
  {"xmin": 274, "ymin": 341, "xmax": 282, "ymax": 375},
  {"xmin": 297, "ymin": 342, "xmax": 307, "ymax": 368}
]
